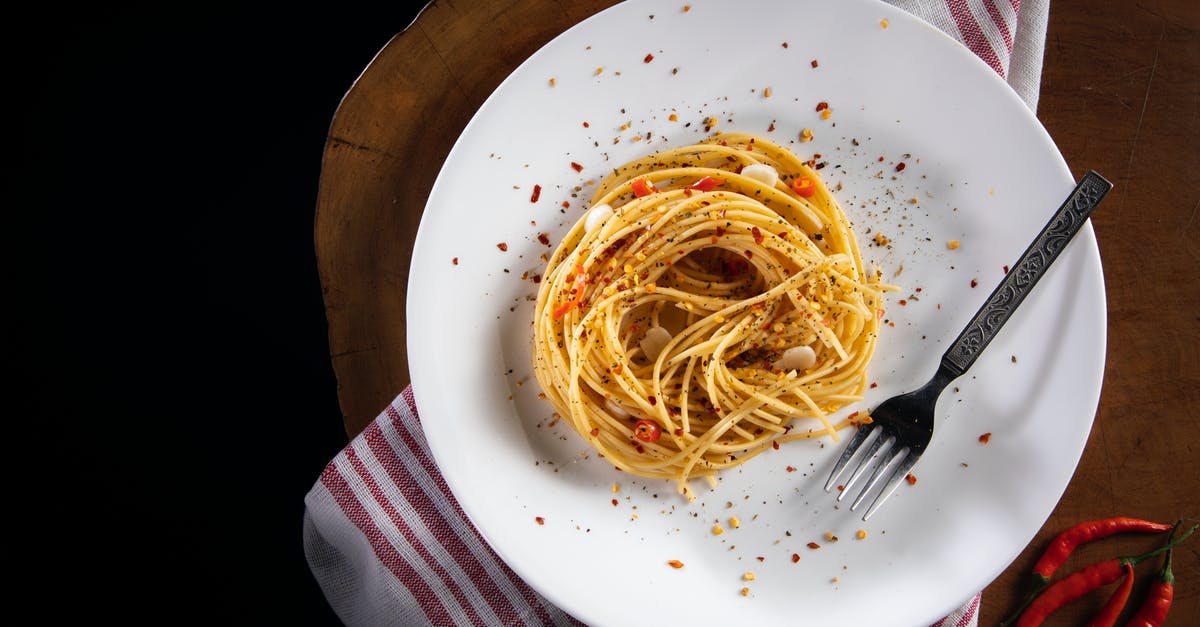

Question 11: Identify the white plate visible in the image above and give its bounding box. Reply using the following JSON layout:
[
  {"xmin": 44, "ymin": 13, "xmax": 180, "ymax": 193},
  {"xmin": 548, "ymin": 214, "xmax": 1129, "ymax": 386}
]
[{"xmin": 408, "ymin": 1, "xmax": 1104, "ymax": 624}]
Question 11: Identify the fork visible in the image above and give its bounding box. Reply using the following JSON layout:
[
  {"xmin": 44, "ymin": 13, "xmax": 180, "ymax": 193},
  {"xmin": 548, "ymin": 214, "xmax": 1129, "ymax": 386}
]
[{"xmin": 825, "ymin": 170, "xmax": 1112, "ymax": 521}]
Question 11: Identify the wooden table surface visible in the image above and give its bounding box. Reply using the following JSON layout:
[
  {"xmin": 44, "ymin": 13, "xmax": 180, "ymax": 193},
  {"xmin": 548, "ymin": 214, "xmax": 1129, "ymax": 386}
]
[{"xmin": 316, "ymin": 1, "xmax": 1199, "ymax": 623}]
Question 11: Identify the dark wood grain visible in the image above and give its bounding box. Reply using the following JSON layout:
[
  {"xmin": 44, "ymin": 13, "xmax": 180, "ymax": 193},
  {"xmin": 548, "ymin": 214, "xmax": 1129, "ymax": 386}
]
[{"xmin": 316, "ymin": 1, "xmax": 1199, "ymax": 624}]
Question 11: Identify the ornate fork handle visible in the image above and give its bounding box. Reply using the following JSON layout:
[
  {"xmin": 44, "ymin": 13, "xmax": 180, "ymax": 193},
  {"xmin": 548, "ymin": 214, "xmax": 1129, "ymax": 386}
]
[{"xmin": 941, "ymin": 171, "xmax": 1112, "ymax": 377}]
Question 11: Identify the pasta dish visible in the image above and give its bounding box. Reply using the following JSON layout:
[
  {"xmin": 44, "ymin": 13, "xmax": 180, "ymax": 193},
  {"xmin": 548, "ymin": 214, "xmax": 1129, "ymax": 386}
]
[{"xmin": 532, "ymin": 132, "xmax": 889, "ymax": 498}]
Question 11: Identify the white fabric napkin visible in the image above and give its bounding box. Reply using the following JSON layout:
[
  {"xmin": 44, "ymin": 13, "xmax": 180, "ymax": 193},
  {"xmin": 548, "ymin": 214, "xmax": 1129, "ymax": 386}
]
[{"xmin": 304, "ymin": 2, "xmax": 1048, "ymax": 624}]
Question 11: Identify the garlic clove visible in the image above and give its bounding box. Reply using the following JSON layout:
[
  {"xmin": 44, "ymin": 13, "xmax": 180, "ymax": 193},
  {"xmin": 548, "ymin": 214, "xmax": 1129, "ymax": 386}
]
[
  {"xmin": 773, "ymin": 345, "xmax": 816, "ymax": 371},
  {"xmin": 741, "ymin": 163, "xmax": 779, "ymax": 188},
  {"xmin": 585, "ymin": 203, "xmax": 614, "ymax": 233},
  {"xmin": 640, "ymin": 326, "xmax": 673, "ymax": 362}
]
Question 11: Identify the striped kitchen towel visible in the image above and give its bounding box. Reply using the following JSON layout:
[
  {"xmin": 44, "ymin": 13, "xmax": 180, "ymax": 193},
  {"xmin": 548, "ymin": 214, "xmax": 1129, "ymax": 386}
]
[{"xmin": 304, "ymin": 1, "xmax": 1047, "ymax": 624}]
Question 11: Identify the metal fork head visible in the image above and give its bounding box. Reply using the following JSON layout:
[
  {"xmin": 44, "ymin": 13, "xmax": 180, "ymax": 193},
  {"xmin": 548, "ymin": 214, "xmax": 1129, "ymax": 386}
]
[{"xmin": 824, "ymin": 381, "xmax": 941, "ymax": 521}]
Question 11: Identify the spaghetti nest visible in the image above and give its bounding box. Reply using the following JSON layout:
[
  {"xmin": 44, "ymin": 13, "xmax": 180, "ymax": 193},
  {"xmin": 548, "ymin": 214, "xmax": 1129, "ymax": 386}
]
[{"xmin": 532, "ymin": 133, "xmax": 889, "ymax": 498}]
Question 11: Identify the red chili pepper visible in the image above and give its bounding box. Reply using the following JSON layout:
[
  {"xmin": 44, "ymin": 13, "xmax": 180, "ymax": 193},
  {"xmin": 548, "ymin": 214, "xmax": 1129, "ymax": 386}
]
[
  {"xmin": 1083, "ymin": 562, "xmax": 1132, "ymax": 627},
  {"xmin": 631, "ymin": 178, "xmax": 656, "ymax": 197},
  {"xmin": 1126, "ymin": 539, "xmax": 1178, "ymax": 627},
  {"xmin": 1007, "ymin": 523, "xmax": 1195, "ymax": 627},
  {"xmin": 792, "ymin": 176, "xmax": 815, "ymax": 198},
  {"xmin": 633, "ymin": 419, "xmax": 661, "ymax": 442},
  {"xmin": 689, "ymin": 175, "xmax": 723, "ymax": 192},
  {"xmin": 1033, "ymin": 517, "xmax": 1172, "ymax": 584},
  {"xmin": 552, "ymin": 264, "xmax": 588, "ymax": 320}
]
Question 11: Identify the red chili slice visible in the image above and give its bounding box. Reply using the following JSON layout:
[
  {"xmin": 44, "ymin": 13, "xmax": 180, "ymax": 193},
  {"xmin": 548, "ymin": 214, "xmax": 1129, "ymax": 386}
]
[
  {"xmin": 690, "ymin": 175, "xmax": 724, "ymax": 192},
  {"xmin": 633, "ymin": 420, "xmax": 662, "ymax": 442},
  {"xmin": 631, "ymin": 178, "xmax": 656, "ymax": 197},
  {"xmin": 793, "ymin": 176, "xmax": 816, "ymax": 198}
]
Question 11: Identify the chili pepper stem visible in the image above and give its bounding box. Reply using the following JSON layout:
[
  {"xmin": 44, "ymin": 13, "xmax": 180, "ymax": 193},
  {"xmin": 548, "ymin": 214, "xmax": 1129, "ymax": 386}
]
[{"xmin": 1121, "ymin": 522, "xmax": 1195, "ymax": 567}]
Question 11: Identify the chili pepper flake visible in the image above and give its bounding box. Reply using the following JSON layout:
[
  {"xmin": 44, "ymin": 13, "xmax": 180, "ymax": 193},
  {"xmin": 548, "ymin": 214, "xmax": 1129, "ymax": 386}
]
[
  {"xmin": 452, "ymin": 257, "xmax": 459, "ymax": 265},
  {"xmin": 497, "ymin": 242, "xmax": 508, "ymax": 252},
  {"xmin": 979, "ymin": 432, "xmax": 992, "ymax": 444},
  {"xmin": 772, "ymin": 440, "xmax": 780, "ymax": 450},
  {"xmin": 612, "ymin": 498, "xmax": 619, "ymax": 506},
  {"xmin": 644, "ymin": 53, "xmax": 654, "ymax": 63},
  {"xmin": 807, "ymin": 542, "xmax": 821, "ymax": 549},
  {"xmin": 740, "ymin": 587, "xmax": 750, "ymax": 597},
  {"xmin": 824, "ymin": 532, "xmax": 839, "ymax": 542},
  {"xmin": 667, "ymin": 559, "xmax": 684, "ymax": 569},
  {"xmin": 815, "ymin": 101, "xmax": 829, "ymax": 112},
  {"xmin": 537, "ymin": 233, "xmax": 550, "ymax": 246},
  {"xmin": 530, "ymin": 184, "xmax": 542, "ymax": 203},
  {"xmin": 811, "ymin": 59, "xmax": 818, "ymax": 68},
  {"xmin": 791, "ymin": 553, "xmax": 801, "ymax": 563},
  {"xmin": 782, "ymin": 42, "xmax": 789, "ymax": 48},
  {"xmin": 752, "ymin": 226, "xmax": 764, "ymax": 244},
  {"xmin": 905, "ymin": 473, "xmax": 917, "ymax": 485},
  {"xmin": 1003, "ymin": 265, "xmax": 1010, "ymax": 274},
  {"xmin": 683, "ymin": 4, "xmax": 691, "ymax": 12},
  {"xmin": 800, "ymin": 128, "xmax": 814, "ymax": 142},
  {"xmin": 786, "ymin": 465, "xmax": 796, "ymax": 473},
  {"xmin": 570, "ymin": 161, "xmax": 583, "ymax": 172},
  {"xmin": 535, "ymin": 516, "xmax": 545, "ymax": 525},
  {"xmin": 970, "ymin": 278, "xmax": 978, "ymax": 288}
]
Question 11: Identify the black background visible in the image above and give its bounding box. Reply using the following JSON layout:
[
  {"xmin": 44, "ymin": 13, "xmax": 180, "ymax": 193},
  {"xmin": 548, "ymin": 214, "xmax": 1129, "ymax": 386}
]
[{"xmin": 15, "ymin": 4, "xmax": 426, "ymax": 622}]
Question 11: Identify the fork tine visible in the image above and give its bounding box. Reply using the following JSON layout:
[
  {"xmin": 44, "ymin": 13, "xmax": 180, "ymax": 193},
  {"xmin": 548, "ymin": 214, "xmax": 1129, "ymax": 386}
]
[
  {"xmin": 823, "ymin": 423, "xmax": 877, "ymax": 492},
  {"xmin": 856, "ymin": 449, "xmax": 921, "ymax": 522},
  {"xmin": 835, "ymin": 430, "xmax": 894, "ymax": 502},
  {"xmin": 849, "ymin": 443, "xmax": 909, "ymax": 511}
]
